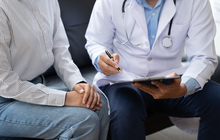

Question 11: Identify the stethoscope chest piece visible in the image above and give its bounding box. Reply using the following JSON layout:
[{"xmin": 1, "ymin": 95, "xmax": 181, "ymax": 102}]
[{"xmin": 162, "ymin": 36, "xmax": 172, "ymax": 48}]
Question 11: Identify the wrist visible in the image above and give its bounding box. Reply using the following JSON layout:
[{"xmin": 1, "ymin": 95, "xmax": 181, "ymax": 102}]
[
  {"xmin": 180, "ymin": 83, "xmax": 187, "ymax": 96},
  {"xmin": 65, "ymin": 92, "xmax": 70, "ymax": 105},
  {"xmin": 77, "ymin": 81, "xmax": 87, "ymax": 84}
]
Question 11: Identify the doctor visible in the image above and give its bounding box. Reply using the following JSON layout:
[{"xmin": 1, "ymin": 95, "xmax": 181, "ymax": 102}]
[
  {"xmin": 0, "ymin": 0, "xmax": 109, "ymax": 139},
  {"xmin": 85, "ymin": 0, "xmax": 220, "ymax": 139}
]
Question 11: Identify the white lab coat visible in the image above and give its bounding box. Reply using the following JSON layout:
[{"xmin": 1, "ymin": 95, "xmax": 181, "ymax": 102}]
[
  {"xmin": 213, "ymin": 0, "xmax": 220, "ymax": 22},
  {"xmin": 85, "ymin": 0, "xmax": 218, "ymax": 134}
]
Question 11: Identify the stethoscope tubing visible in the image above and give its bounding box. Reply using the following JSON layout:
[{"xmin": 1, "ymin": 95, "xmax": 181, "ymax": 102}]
[
  {"xmin": 123, "ymin": 13, "xmax": 137, "ymax": 45},
  {"xmin": 118, "ymin": 0, "xmax": 176, "ymax": 47},
  {"xmin": 168, "ymin": 0, "xmax": 176, "ymax": 36},
  {"xmin": 116, "ymin": 0, "xmax": 140, "ymax": 46}
]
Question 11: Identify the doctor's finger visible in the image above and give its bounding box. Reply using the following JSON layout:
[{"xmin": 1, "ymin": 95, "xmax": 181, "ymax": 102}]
[
  {"xmin": 99, "ymin": 57, "xmax": 118, "ymax": 70},
  {"xmin": 105, "ymin": 56, "xmax": 119, "ymax": 69},
  {"xmin": 112, "ymin": 53, "xmax": 120, "ymax": 64},
  {"xmin": 135, "ymin": 84, "xmax": 163, "ymax": 99},
  {"xmin": 100, "ymin": 54, "xmax": 119, "ymax": 68},
  {"xmin": 132, "ymin": 82, "xmax": 158, "ymax": 94},
  {"xmin": 151, "ymin": 81, "xmax": 166, "ymax": 88},
  {"xmin": 132, "ymin": 83, "xmax": 163, "ymax": 99},
  {"xmin": 99, "ymin": 63, "xmax": 119, "ymax": 76},
  {"xmin": 98, "ymin": 56, "xmax": 115, "ymax": 69},
  {"xmin": 165, "ymin": 73, "xmax": 181, "ymax": 85},
  {"xmin": 165, "ymin": 72, "xmax": 179, "ymax": 77}
]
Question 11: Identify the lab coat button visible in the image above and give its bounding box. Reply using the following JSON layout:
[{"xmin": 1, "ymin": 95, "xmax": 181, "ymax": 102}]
[
  {"xmin": 145, "ymin": 42, "xmax": 148, "ymax": 46},
  {"xmin": 55, "ymin": 100, "xmax": 58, "ymax": 104},
  {"xmin": 148, "ymin": 57, "xmax": 152, "ymax": 61}
]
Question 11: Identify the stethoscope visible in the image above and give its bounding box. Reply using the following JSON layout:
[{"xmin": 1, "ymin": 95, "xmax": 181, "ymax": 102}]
[{"xmin": 115, "ymin": 0, "xmax": 176, "ymax": 48}]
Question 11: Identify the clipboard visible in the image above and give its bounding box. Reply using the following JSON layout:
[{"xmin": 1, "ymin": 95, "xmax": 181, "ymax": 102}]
[{"xmin": 113, "ymin": 76, "xmax": 180, "ymax": 84}]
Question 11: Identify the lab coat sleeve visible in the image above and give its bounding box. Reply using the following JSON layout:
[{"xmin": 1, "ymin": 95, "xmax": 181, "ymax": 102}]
[
  {"xmin": 183, "ymin": 0, "xmax": 218, "ymax": 90},
  {"xmin": 85, "ymin": 0, "xmax": 116, "ymax": 65}
]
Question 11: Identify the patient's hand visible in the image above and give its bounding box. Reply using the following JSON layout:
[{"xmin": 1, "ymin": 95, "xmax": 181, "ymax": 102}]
[
  {"xmin": 65, "ymin": 83, "xmax": 102, "ymax": 111},
  {"xmin": 65, "ymin": 91, "xmax": 102, "ymax": 111}
]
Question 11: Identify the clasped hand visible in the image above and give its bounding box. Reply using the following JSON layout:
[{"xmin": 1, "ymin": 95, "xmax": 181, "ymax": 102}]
[{"xmin": 65, "ymin": 83, "xmax": 102, "ymax": 111}]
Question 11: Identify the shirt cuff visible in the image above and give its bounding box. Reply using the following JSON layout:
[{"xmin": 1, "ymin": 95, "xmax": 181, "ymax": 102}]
[
  {"xmin": 47, "ymin": 88, "xmax": 66, "ymax": 106},
  {"xmin": 94, "ymin": 55, "xmax": 102, "ymax": 72},
  {"xmin": 181, "ymin": 76, "xmax": 201, "ymax": 97},
  {"xmin": 67, "ymin": 74, "xmax": 86, "ymax": 91}
]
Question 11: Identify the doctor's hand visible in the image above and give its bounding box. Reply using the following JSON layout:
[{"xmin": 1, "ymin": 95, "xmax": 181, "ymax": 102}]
[
  {"xmin": 65, "ymin": 83, "xmax": 102, "ymax": 111},
  {"xmin": 98, "ymin": 53, "xmax": 123, "ymax": 76},
  {"xmin": 132, "ymin": 73, "xmax": 187, "ymax": 99}
]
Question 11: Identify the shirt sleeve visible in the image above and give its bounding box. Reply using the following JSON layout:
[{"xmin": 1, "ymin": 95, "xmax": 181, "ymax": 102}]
[
  {"xmin": 94, "ymin": 55, "xmax": 104, "ymax": 72},
  {"xmin": 52, "ymin": 1, "xmax": 86, "ymax": 90},
  {"xmin": 181, "ymin": 76, "xmax": 201, "ymax": 97},
  {"xmin": 0, "ymin": 5, "xmax": 65, "ymax": 107}
]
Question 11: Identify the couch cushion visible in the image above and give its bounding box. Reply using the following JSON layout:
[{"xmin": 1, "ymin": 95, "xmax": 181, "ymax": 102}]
[
  {"xmin": 58, "ymin": 0, "xmax": 96, "ymax": 68},
  {"xmin": 43, "ymin": 0, "xmax": 96, "ymax": 78}
]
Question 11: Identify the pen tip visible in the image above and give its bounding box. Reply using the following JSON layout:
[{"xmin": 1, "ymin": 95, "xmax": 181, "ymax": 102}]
[{"xmin": 119, "ymin": 70, "xmax": 123, "ymax": 74}]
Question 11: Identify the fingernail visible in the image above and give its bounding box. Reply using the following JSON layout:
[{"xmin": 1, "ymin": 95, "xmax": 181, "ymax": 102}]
[
  {"xmin": 83, "ymin": 101, "xmax": 85, "ymax": 104},
  {"xmin": 80, "ymin": 89, "xmax": 84, "ymax": 93}
]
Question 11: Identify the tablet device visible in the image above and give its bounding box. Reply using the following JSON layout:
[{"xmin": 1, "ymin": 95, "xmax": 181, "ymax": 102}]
[{"xmin": 114, "ymin": 76, "xmax": 180, "ymax": 84}]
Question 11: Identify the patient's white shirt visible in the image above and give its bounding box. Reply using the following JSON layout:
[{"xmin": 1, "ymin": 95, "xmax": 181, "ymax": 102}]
[{"xmin": 0, "ymin": 0, "xmax": 85, "ymax": 106}]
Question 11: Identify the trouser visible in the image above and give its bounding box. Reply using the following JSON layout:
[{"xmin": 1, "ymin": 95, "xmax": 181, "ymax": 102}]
[
  {"xmin": 0, "ymin": 76, "xmax": 109, "ymax": 140},
  {"xmin": 101, "ymin": 81, "xmax": 220, "ymax": 140}
]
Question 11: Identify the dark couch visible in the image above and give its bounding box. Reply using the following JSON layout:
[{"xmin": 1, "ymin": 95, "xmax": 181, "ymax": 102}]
[
  {"xmin": 1, "ymin": 0, "xmax": 220, "ymax": 139},
  {"xmin": 56, "ymin": 0, "xmax": 174, "ymax": 137}
]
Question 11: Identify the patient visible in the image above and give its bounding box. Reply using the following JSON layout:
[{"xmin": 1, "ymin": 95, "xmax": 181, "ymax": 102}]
[{"xmin": 0, "ymin": 1, "xmax": 109, "ymax": 140}]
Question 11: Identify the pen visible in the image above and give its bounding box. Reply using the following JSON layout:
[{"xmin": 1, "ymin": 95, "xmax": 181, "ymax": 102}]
[{"xmin": 105, "ymin": 50, "xmax": 123, "ymax": 74}]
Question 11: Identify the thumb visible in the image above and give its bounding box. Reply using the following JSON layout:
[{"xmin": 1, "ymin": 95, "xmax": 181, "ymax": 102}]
[
  {"xmin": 112, "ymin": 53, "xmax": 120, "ymax": 64},
  {"xmin": 166, "ymin": 72, "xmax": 179, "ymax": 78},
  {"xmin": 73, "ymin": 84, "xmax": 84, "ymax": 94},
  {"xmin": 166, "ymin": 72, "xmax": 181, "ymax": 84}
]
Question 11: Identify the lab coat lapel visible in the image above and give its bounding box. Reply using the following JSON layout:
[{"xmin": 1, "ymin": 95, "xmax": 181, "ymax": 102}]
[
  {"xmin": 156, "ymin": 0, "xmax": 176, "ymax": 39},
  {"xmin": 128, "ymin": 0, "xmax": 149, "ymax": 39}
]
